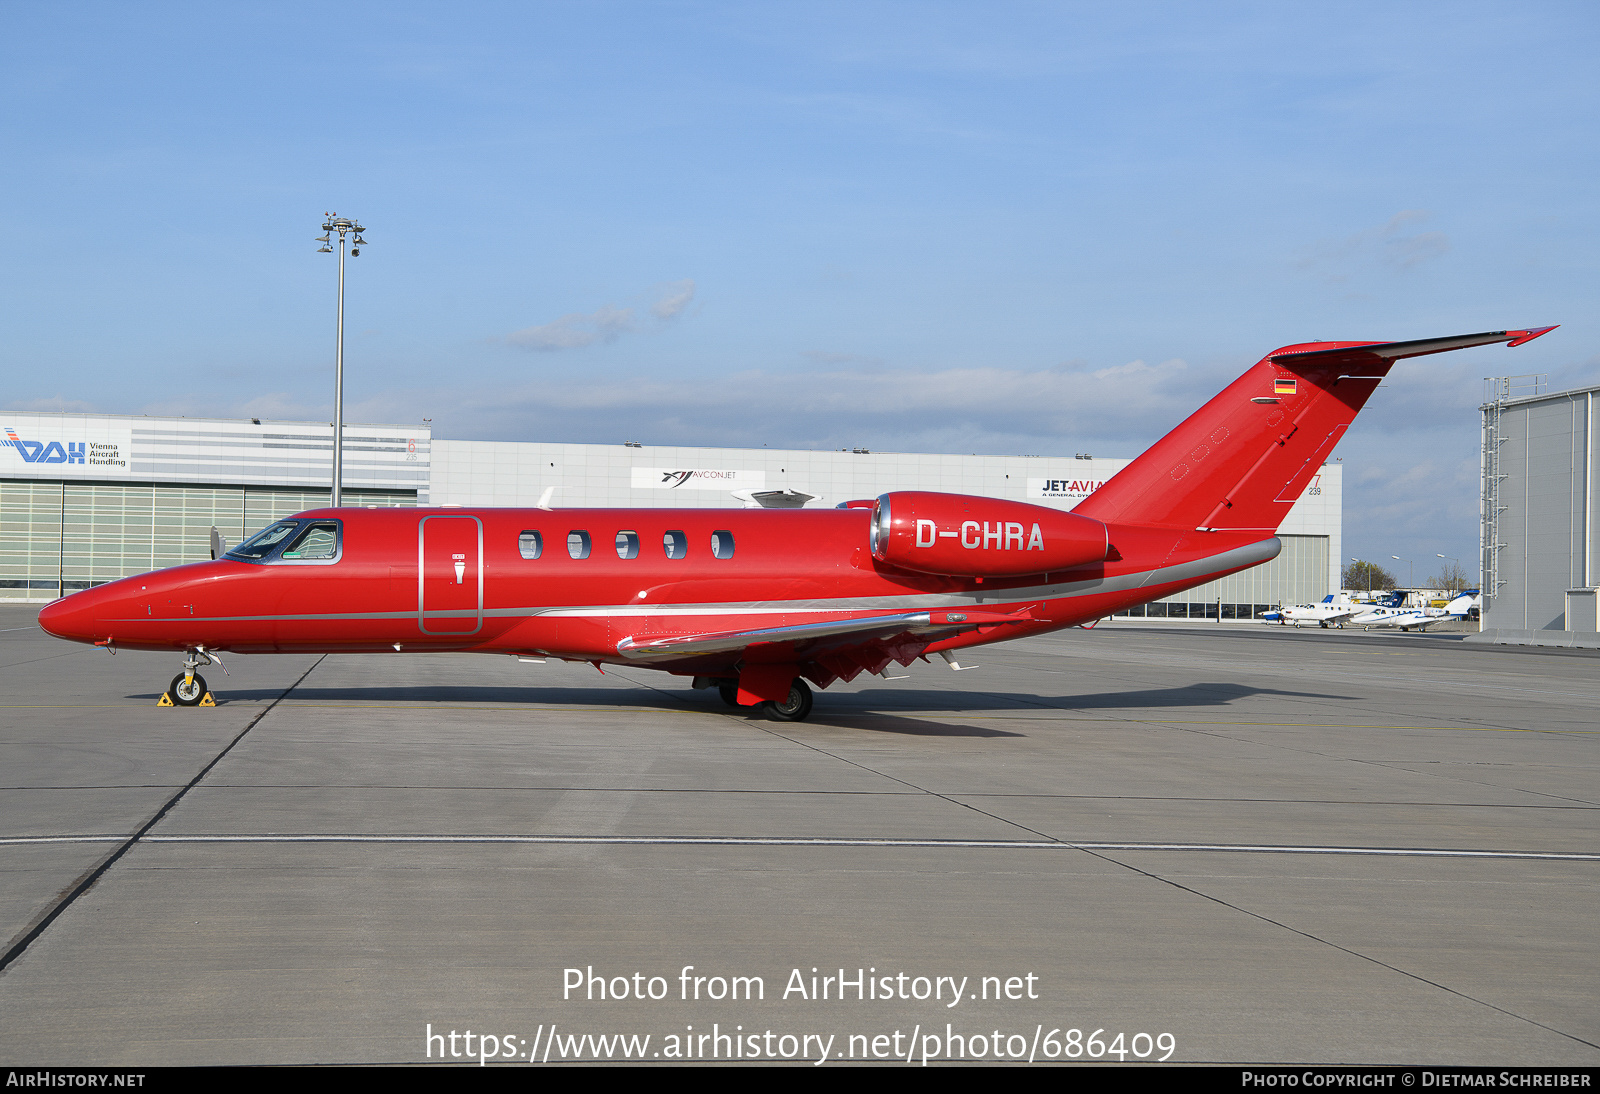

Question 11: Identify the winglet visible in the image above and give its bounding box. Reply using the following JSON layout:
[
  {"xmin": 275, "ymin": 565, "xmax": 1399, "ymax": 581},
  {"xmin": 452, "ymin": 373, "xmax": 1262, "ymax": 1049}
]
[{"xmin": 1506, "ymin": 325, "xmax": 1558, "ymax": 348}]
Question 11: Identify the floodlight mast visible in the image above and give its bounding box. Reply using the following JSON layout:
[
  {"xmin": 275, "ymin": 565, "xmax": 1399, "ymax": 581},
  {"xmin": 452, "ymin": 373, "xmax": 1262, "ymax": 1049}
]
[{"xmin": 317, "ymin": 214, "xmax": 368, "ymax": 507}]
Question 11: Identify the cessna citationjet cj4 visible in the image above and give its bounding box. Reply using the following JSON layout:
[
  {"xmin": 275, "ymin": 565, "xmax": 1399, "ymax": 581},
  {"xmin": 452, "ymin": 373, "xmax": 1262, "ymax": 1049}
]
[{"xmin": 38, "ymin": 327, "xmax": 1554, "ymax": 720}]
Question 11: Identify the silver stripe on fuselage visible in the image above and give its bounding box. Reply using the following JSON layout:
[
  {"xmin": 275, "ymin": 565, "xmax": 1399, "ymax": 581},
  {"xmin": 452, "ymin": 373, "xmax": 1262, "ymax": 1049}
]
[{"xmin": 101, "ymin": 538, "xmax": 1280, "ymax": 627}]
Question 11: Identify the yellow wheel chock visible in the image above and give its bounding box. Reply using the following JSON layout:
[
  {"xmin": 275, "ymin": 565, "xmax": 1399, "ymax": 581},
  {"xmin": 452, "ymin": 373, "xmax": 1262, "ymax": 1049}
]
[{"xmin": 157, "ymin": 691, "xmax": 217, "ymax": 706}]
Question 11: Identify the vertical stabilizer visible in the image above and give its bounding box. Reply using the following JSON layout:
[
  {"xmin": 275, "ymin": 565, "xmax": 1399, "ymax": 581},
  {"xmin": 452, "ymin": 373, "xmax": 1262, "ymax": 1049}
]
[{"xmin": 1074, "ymin": 328, "xmax": 1556, "ymax": 532}]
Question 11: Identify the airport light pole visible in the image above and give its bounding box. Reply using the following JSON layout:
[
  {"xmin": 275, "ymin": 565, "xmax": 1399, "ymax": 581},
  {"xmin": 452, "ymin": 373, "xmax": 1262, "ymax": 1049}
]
[
  {"xmin": 316, "ymin": 213, "xmax": 368, "ymax": 507},
  {"xmin": 1392, "ymin": 555, "xmax": 1413, "ymax": 592},
  {"xmin": 1351, "ymin": 557, "xmax": 1370, "ymax": 595},
  {"xmin": 1437, "ymin": 553, "xmax": 1461, "ymax": 593}
]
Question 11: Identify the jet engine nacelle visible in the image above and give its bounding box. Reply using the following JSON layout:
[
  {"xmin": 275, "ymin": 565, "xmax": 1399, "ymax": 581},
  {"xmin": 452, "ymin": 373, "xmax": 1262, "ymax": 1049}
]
[{"xmin": 869, "ymin": 491, "xmax": 1110, "ymax": 577}]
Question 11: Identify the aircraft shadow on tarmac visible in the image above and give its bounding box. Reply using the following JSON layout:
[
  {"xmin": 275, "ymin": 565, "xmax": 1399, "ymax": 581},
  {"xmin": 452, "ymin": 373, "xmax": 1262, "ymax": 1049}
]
[
  {"xmin": 1022, "ymin": 681, "xmax": 1355, "ymax": 709},
  {"xmin": 125, "ymin": 681, "xmax": 1349, "ymax": 736}
]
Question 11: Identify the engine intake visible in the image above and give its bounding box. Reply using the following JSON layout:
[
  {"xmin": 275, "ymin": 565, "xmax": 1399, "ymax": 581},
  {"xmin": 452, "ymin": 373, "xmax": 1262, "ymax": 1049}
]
[{"xmin": 870, "ymin": 491, "xmax": 1110, "ymax": 577}]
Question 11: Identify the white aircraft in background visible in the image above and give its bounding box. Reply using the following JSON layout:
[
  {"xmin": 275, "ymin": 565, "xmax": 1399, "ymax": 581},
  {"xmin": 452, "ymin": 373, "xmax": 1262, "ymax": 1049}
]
[
  {"xmin": 1351, "ymin": 598, "xmax": 1448, "ymax": 631},
  {"xmin": 1442, "ymin": 590, "xmax": 1481, "ymax": 620},
  {"xmin": 1265, "ymin": 593, "xmax": 1362, "ymax": 628}
]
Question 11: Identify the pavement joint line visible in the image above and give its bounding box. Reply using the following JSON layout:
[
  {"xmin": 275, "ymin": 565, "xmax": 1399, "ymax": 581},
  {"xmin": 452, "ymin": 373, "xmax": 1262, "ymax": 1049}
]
[
  {"xmin": 1130, "ymin": 660, "xmax": 1600, "ymax": 704},
  {"xmin": 0, "ymin": 650, "xmax": 92, "ymax": 671},
  {"xmin": 961, "ymin": 692, "xmax": 1600, "ymax": 805},
  {"xmin": 1024, "ymin": 633, "xmax": 1600, "ymax": 684},
  {"xmin": 0, "ymin": 834, "xmax": 1596, "ymax": 860},
  {"xmin": 614, "ymin": 666, "xmax": 1072, "ymax": 843},
  {"xmin": 1077, "ymin": 845, "xmax": 1600, "ymax": 1055},
  {"xmin": 1339, "ymin": 755, "xmax": 1600, "ymax": 808},
  {"xmin": 1151, "ymin": 722, "xmax": 1600, "ymax": 808},
  {"xmin": 13, "ymin": 787, "xmax": 1595, "ymax": 807},
  {"xmin": 760, "ymin": 726, "xmax": 1064, "ymax": 843},
  {"xmin": 0, "ymin": 655, "xmax": 327, "ymax": 975}
]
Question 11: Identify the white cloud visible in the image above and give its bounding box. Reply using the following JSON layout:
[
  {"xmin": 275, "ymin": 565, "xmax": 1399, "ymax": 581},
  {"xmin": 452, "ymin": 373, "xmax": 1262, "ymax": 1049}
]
[
  {"xmin": 379, "ymin": 355, "xmax": 1214, "ymax": 456},
  {"xmin": 4, "ymin": 395, "xmax": 99, "ymax": 413},
  {"xmin": 506, "ymin": 279, "xmax": 696, "ymax": 351},
  {"xmin": 650, "ymin": 279, "xmax": 696, "ymax": 319},
  {"xmin": 506, "ymin": 304, "xmax": 635, "ymax": 351},
  {"xmin": 1295, "ymin": 210, "xmax": 1452, "ymax": 283},
  {"xmin": 801, "ymin": 350, "xmax": 887, "ymax": 371}
]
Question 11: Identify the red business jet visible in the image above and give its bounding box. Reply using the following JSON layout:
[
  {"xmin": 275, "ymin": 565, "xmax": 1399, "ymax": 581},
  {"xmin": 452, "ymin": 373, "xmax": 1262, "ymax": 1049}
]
[{"xmin": 38, "ymin": 328, "xmax": 1554, "ymax": 720}]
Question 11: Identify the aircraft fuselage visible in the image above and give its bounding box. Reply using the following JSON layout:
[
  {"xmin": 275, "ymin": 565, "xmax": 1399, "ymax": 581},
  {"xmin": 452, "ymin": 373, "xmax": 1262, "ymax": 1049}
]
[{"xmin": 38, "ymin": 505, "xmax": 1276, "ymax": 673}]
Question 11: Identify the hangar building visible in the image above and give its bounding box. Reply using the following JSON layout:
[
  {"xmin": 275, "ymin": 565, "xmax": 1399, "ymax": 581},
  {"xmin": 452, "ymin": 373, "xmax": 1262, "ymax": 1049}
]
[
  {"xmin": 3, "ymin": 411, "xmax": 1340, "ymax": 620},
  {"xmin": 1478, "ymin": 378, "xmax": 1600, "ymax": 639}
]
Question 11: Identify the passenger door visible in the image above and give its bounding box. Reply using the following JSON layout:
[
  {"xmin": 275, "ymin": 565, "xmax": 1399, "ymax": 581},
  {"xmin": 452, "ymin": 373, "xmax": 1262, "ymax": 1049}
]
[{"xmin": 419, "ymin": 515, "xmax": 482, "ymax": 635}]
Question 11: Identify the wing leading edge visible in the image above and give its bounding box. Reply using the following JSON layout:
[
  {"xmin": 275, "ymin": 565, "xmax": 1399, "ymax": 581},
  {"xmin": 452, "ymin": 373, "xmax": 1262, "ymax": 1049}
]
[{"xmin": 614, "ymin": 606, "xmax": 1044, "ymax": 664}]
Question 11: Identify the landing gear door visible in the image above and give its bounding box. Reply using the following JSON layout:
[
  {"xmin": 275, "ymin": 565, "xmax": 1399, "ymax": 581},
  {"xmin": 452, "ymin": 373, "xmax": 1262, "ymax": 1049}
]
[{"xmin": 419, "ymin": 515, "xmax": 482, "ymax": 635}]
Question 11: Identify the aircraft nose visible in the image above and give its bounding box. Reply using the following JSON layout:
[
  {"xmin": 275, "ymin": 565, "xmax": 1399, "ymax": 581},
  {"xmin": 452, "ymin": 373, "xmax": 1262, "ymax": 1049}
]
[{"xmin": 38, "ymin": 587, "xmax": 106, "ymax": 644}]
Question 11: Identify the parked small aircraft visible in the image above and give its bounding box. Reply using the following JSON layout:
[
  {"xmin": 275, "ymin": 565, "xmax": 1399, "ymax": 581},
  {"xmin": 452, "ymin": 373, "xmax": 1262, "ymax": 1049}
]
[
  {"xmin": 1443, "ymin": 590, "xmax": 1481, "ymax": 620},
  {"xmin": 37, "ymin": 327, "xmax": 1554, "ymax": 719},
  {"xmin": 1262, "ymin": 593, "xmax": 1361, "ymax": 628},
  {"xmin": 1351, "ymin": 603, "xmax": 1449, "ymax": 631}
]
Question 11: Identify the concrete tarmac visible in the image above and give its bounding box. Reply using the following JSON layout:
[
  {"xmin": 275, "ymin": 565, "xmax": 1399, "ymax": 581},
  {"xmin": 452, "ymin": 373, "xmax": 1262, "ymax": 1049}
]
[{"xmin": 0, "ymin": 604, "xmax": 1595, "ymax": 1066}]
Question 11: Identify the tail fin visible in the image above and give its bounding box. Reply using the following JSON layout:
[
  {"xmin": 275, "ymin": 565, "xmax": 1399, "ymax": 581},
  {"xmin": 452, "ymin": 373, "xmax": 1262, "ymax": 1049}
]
[{"xmin": 1074, "ymin": 327, "xmax": 1556, "ymax": 531}]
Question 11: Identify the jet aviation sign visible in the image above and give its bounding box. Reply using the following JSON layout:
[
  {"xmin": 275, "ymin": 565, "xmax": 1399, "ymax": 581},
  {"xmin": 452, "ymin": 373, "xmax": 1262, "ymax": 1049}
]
[
  {"xmin": 1026, "ymin": 475, "xmax": 1111, "ymax": 507},
  {"xmin": 630, "ymin": 468, "xmax": 767, "ymax": 491}
]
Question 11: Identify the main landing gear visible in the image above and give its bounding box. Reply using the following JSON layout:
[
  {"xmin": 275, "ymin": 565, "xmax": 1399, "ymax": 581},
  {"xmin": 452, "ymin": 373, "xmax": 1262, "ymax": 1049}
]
[
  {"xmin": 710, "ymin": 677, "xmax": 815, "ymax": 721},
  {"xmin": 163, "ymin": 647, "xmax": 223, "ymax": 707},
  {"xmin": 762, "ymin": 679, "xmax": 813, "ymax": 723}
]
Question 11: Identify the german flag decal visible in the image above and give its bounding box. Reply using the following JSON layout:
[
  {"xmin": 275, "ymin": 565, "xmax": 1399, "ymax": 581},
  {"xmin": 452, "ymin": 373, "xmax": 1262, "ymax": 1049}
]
[{"xmin": 1273, "ymin": 377, "xmax": 1298, "ymax": 395}]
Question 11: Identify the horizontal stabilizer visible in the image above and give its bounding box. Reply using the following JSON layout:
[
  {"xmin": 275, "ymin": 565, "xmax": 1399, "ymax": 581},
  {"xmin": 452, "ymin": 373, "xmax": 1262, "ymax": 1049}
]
[
  {"xmin": 1269, "ymin": 327, "xmax": 1557, "ymax": 367},
  {"xmin": 1076, "ymin": 326, "xmax": 1555, "ymax": 532}
]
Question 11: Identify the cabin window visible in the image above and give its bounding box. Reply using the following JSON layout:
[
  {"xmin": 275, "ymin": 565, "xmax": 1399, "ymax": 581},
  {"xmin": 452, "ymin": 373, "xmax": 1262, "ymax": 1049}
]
[
  {"xmin": 225, "ymin": 521, "xmax": 299, "ymax": 561},
  {"xmin": 519, "ymin": 530, "xmax": 543, "ymax": 559},
  {"xmin": 616, "ymin": 531, "xmax": 640, "ymax": 559},
  {"xmin": 663, "ymin": 530, "xmax": 688, "ymax": 559},
  {"xmin": 567, "ymin": 530, "xmax": 591, "ymax": 559},
  {"xmin": 711, "ymin": 530, "xmax": 735, "ymax": 560},
  {"xmin": 280, "ymin": 521, "xmax": 340, "ymax": 561}
]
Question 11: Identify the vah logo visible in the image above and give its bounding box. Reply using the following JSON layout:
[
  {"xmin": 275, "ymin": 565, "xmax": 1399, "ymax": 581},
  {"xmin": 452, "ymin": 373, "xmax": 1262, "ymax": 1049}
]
[{"xmin": 3, "ymin": 428, "xmax": 85, "ymax": 464}]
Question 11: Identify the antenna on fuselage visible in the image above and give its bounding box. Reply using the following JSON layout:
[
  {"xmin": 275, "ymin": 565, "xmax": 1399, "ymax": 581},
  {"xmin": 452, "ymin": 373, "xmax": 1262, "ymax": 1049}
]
[{"xmin": 535, "ymin": 487, "xmax": 555, "ymax": 510}]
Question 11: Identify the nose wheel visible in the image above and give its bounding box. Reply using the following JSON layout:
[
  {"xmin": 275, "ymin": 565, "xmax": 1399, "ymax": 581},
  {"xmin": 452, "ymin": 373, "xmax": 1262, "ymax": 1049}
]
[
  {"xmin": 168, "ymin": 672, "xmax": 209, "ymax": 706},
  {"xmin": 161, "ymin": 647, "xmax": 224, "ymax": 706}
]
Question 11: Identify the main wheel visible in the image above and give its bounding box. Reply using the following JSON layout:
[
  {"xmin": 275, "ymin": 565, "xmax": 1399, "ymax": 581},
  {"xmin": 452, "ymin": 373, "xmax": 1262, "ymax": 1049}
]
[
  {"xmin": 718, "ymin": 682, "xmax": 741, "ymax": 708},
  {"xmin": 762, "ymin": 678, "xmax": 813, "ymax": 722},
  {"xmin": 169, "ymin": 672, "xmax": 208, "ymax": 706}
]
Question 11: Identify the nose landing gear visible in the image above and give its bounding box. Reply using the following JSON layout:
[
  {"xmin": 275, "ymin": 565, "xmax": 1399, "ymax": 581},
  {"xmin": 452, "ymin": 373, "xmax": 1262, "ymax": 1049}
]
[
  {"xmin": 161, "ymin": 648, "xmax": 224, "ymax": 707},
  {"xmin": 167, "ymin": 672, "xmax": 209, "ymax": 706}
]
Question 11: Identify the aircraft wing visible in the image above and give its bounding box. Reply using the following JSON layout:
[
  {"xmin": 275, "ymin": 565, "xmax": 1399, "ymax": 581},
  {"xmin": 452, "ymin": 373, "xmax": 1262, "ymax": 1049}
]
[{"xmin": 614, "ymin": 607, "xmax": 1042, "ymax": 664}]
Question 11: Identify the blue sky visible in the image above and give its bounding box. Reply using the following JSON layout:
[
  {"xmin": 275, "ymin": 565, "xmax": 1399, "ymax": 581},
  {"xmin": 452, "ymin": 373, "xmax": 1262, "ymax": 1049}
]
[{"xmin": 3, "ymin": 1, "xmax": 1596, "ymax": 584}]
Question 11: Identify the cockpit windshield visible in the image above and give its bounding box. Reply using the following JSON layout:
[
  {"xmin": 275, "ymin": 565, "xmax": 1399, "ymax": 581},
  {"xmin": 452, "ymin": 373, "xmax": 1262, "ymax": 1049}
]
[{"xmin": 225, "ymin": 521, "xmax": 301, "ymax": 561}]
